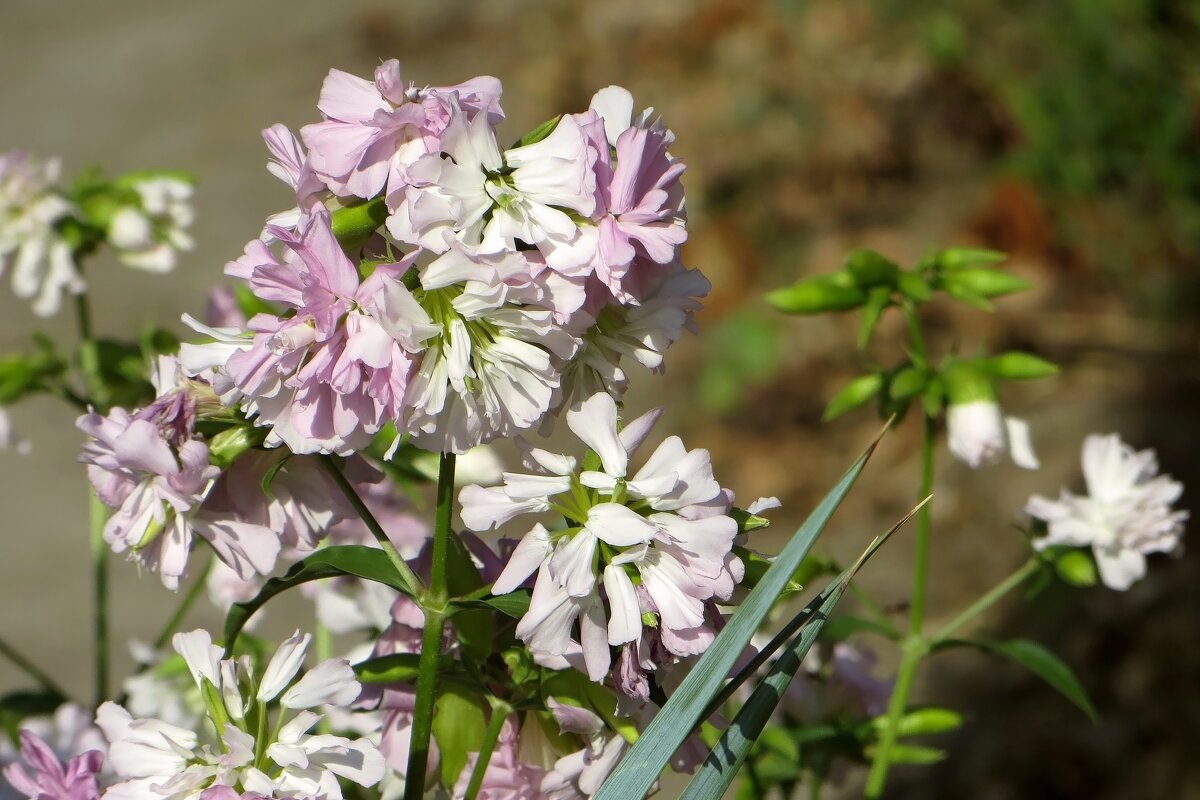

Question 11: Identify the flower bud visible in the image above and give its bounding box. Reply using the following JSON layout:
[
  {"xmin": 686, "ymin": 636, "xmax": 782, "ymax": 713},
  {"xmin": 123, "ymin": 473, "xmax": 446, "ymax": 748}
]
[
  {"xmin": 946, "ymin": 400, "xmax": 1007, "ymax": 468},
  {"xmin": 767, "ymin": 273, "xmax": 867, "ymax": 314}
]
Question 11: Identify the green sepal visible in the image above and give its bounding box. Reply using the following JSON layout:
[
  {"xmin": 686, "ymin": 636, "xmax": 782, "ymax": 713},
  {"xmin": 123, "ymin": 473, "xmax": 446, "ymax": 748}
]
[
  {"xmin": 208, "ymin": 425, "xmax": 268, "ymax": 470},
  {"xmin": 730, "ymin": 507, "xmax": 772, "ymax": 534},
  {"xmin": 767, "ymin": 273, "xmax": 867, "ymax": 315},
  {"xmin": 867, "ymin": 743, "xmax": 947, "ymax": 765},
  {"xmin": 199, "ymin": 676, "xmax": 230, "ymax": 735},
  {"xmin": 822, "ymin": 373, "xmax": 884, "ymax": 422},
  {"xmin": 857, "ymin": 287, "xmax": 892, "ymax": 349},
  {"xmin": 330, "ymin": 198, "xmax": 389, "ymax": 250},
  {"xmin": 983, "ymin": 351, "xmax": 1060, "ymax": 381},
  {"xmin": 941, "ymin": 361, "xmax": 997, "ymax": 406},
  {"xmin": 844, "ymin": 249, "xmax": 899, "ymax": 288},
  {"xmin": 513, "ymin": 115, "xmax": 564, "ymax": 148},
  {"xmin": 1050, "ymin": 547, "xmax": 1098, "ymax": 587}
]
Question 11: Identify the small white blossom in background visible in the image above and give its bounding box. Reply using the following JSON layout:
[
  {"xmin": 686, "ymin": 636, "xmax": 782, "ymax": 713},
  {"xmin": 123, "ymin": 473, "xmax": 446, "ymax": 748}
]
[
  {"xmin": 0, "ymin": 151, "xmax": 83, "ymax": 317},
  {"xmin": 107, "ymin": 176, "xmax": 195, "ymax": 273},
  {"xmin": 946, "ymin": 399, "xmax": 1039, "ymax": 470},
  {"xmin": 0, "ymin": 408, "xmax": 31, "ymax": 455},
  {"xmin": 1027, "ymin": 433, "xmax": 1188, "ymax": 590}
]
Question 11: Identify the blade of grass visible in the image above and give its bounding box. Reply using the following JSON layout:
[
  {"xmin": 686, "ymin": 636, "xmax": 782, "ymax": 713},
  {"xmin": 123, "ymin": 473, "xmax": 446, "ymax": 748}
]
[
  {"xmin": 593, "ymin": 430, "xmax": 886, "ymax": 800},
  {"xmin": 679, "ymin": 516, "xmax": 908, "ymax": 799}
]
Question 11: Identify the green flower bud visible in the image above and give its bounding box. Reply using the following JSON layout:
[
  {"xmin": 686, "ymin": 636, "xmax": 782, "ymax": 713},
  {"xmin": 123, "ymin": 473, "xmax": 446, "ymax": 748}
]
[
  {"xmin": 943, "ymin": 267, "xmax": 1031, "ymax": 299},
  {"xmin": 207, "ymin": 425, "xmax": 267, "ymax": 469},
  {"xmin": 845, "ymin": 249, "xmax": 900, "ymax": 288},
  {"xmin": 767, "ymin": 273, "xmax": 868, "ymax": 314},
  {"xmin": 330, "ymin": 197, "xmax": 388, "ymax": 250}
]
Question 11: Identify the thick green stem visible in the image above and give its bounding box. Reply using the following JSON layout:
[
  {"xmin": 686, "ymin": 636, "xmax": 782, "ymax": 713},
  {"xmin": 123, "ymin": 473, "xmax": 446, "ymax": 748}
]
[
  {"xmin": 931, "ymin": 559, "xmax": 1040, "ymax": 645},
  {"xmin": 403, "ymin": 452, "xmax": 456, "ymax": 800},
  {"xmin": 465, "ymin": 701, "xmax": 510, "ymax": 800},
  {"xmin": 89, "ymin": 491, "xmax": 110, "ymax": 706},
  {"xmin": 864, "ymin": 640, "xmax": 925, "ymax": 797},
  {"xmin": 908, "ymin": 414, "xmax": 936, "ymax": 637},
  {"xmin": 0, "ymin": 635, "xmax": 70, "ymax": 700},
  {"xmin": 154, "ymin": 555, "xmax": 213, "ymax": 650},
  {"xmin": 865, "ymin": 303, "xmax": 936, "ymax": 797},
  {"xmin": 319, "ymin": 455, "xmax": 425, "ymax": 597}
]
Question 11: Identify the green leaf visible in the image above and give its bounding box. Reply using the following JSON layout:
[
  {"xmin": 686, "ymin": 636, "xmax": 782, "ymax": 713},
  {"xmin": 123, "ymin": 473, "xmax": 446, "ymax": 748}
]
[
  {"xmin": 937, "ymin": 638, "xmax": 1097, "ymax": 721},
  {"xmin": 0, "ymin": 690, "xmax": 66, "ymax": 745},
  {"xmin": 874, "ymin": 744, "xmax": 947, "ymax": 765},
  {"xmin": 513, "ymin": 114, "xmax": 563, "ymax": 148},
  {"xmin": 223, "ymin": 546, "xmax": 408, "ymax": 653},
  {"xmin": 844, "ymin": 249, "xmax": 900, "ymax": 288},
  {"xmin": 432, "ymin": 684, "xmax": 488, "ymax": 789},
  {"xmin": 940, "ymin": 279, "xmax": 994, "ymax": 311},
  {"xmin": 888, "ymin": 366, "xmax": 928, "ymax": 402},
  {"xmin": 767, "ymin": 274, "xmax": 867, "ymax": 315},
  {"xmin": 872, "ymin": 707, "xmax": 963, "ymax": 737},
  {"xmin": 823, "ymin": 373, "xmax": 884, "ymax": 422},
  {"xmin": 857, "ymin": 287, "xmax": 893, "ymax": 350},
  {"xmin": 451, "ymin": 590, "xmax": 531, "ymax": 619},
  {"xmin": 897, "ymin": 270, "xmax": 933, "ymax": 302},
  {"xmin": 593, "ymin": 438, "xmax": 881, "ymax": 800},
  {"xmin": 445, "ymin": 533, "xmax": 491, "ymax": 663},
  {"xmin": 921, "ymin": 376, "xmax": 945, "ymax": 417},
  {"xmin": 730, "ymin": 507, "xmax": 772, "ymax": 534},
  {"xmin": 944, "ymin": 268, "xmax": 1031, "ymax": 299},
  {"xmin": 354, "ymin": 653, "xmax": 423, "ymax": 684},
  {"xmin": 937, "ymin": 248, "xmax": 1007, "ymax": 270},
  {"xmin": 983, "ymin": 351, "xmax": 1060, "ymax": 381},
  {"xmin": 756, "ymin": 727, "xmax": 800, "ymax": 763},
  {"xmin": 677, "ymin": 530, "xmax": 896, "ymax": 800},
  {"xmin": 330, "ymin": 198, "xmax": 389, "ymax": 250}
]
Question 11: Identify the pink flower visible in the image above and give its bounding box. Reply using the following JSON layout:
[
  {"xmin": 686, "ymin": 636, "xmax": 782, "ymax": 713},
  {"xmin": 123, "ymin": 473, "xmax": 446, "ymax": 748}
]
[
  {"xmin": 451, "ymin": 718, "xmax": 547, "ymax": 800},
  {"xmin": 3, "ymin": 731, "xmax": 103, "ymax": 800},
  {"xmin": 221, "ymin": 209, "xmax": 438, "ymax": 455},
  {"xmin": 300, "ymin": 61, "xmax": 502, "ymax": 201}
]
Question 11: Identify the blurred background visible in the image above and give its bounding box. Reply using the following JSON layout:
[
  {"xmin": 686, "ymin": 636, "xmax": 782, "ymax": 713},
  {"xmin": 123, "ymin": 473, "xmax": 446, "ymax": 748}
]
[{"xmin": 1, "ymin": 1, "xmax": 1197, "ymax": 796}]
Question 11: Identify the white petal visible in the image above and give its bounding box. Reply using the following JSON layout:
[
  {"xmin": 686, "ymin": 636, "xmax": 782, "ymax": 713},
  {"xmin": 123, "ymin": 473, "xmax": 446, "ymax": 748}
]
[
  {"xmin": 566, "ymin": 393, "xmax": 628, "ymax": 478},
  {"xmin": 548, "ymin": 529, "xmax": 598, "ymax": 597},
  {"xmin": 281, "ymin": 659, "xmax": 360, "ymax": 709},
  {"xmin": 585, "ymin": 503, "xmax": 657, "ymax": 547},
  {"xmin": 1094, "ymin": 546, "xmax": 1146, "ymax": 591},
  {"xmin": 602, "ymin": 565, "xmax": 642, "ymax": 646},
  {"xmin": 257, "ymin": 630, "xmax": 312, "ymax": 702},
  {"xmin": 492, "ymin": 524, "xmax": 554, "ymax": 595},
  {"xmin": 1005, "ymin": 417, "xmax": 1040, "ymax": 470},
  {"xmin": 171, "ymin": 629, "xmax": 223, "ymax": 690}
]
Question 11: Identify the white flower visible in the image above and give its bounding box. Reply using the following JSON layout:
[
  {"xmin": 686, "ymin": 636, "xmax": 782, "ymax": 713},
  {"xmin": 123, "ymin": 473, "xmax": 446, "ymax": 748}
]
[
  {"xmin": 0, "ymin": 407, "xmax": 31, "ymax": 455},
  {"xmin": 459, "ymin": 392, "xmax": 742, "ymax": 678},
  {"xmin": 1027, "ymin": 433, "xmax": 1188, "ymax": 590},
  {"xmin": 108, "ymin": 176, "xmax": 195, "ymax": 273},
  {"xmin": 387, "ymin": 105, "xmax": 596, "ymax": 267},
  {"xmin": 101, "ymin": 629, "xmax": 382, "ymax": 800},
  {"xmin": 0, "ymin": 151, "xmax": 83, "ymax": 316},
  {"xmin": 946, "ymin": 399, "xmax": 1039, "ymax": 470}
]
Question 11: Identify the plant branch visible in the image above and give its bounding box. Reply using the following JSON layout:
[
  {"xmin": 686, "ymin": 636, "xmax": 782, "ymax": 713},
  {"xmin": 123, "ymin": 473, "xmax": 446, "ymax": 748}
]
[
  {"xmin": 465, "ymin": 699, "xmax": 511, "ymax": 800},
  {"xmin": 153, "ymin": 555, "xmax": 213, "ymax": 650},
  {"xmin": 88, "ymin": 490, "xmax": 110, "ymax": 706},
  {"xmin": 931, "ymin": 558, "xmax": 1041, "ymax": 645},
  {"xmin": 0, "ymin": 635, "xmax": 70, "ymax": 700}
]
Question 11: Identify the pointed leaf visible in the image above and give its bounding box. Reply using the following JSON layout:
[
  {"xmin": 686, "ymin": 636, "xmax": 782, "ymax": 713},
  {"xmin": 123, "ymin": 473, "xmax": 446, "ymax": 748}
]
[
  {"xmin": 223, "ymin": 546, "xmax": 407, "ymax": 654},
  {"xmin": 935, "ymin": 638, "xmax": 1097, "ymax": 721},
  {"xmin": 823, "ymin": 373, "xmax": 884, "ymax": 422},
  {"xmin": 594, "ymin": 437, "xmax": 883, "ymax": 800}
]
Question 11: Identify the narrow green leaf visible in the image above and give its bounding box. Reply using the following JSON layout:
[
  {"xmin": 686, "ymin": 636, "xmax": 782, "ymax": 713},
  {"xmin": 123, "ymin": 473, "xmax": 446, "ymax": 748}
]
[
  {"xmin": 857, "ymin": 287, "xmax": 892, "ymax": 350},
  {"xmin": 823, "ymin": 373, "xmax": 884, "ymax": 422},
  {"xmin": 594, "ymin": 436, "xmax": 883, "ymax": 800},
  {"xmin": 678, "ymin": 528, "xmax": 896, "ymax": 800},
  {"xmin": 936, "ymin": 638, "xmax": 1097, "ymax": 721},
  {"xmin": 983, "ymin": 351, "xmax": 1060, "ymax": 381},
  {"xmin": 871, "ymin": 707, "xmax": 963, "ymax": 737},
  {"xmin": 897, "ymin": 270, "xmax": 933, "ymax": 302},
  {"xmin": 767, "ymin": 274, "xmax": 867, "ymax": 315},
  {"xmin": 937, "ymin": 248, "xmax": 1007, "ymax": 270},
  {"xmin": 888, "ymin": 366, "xmax": 928, "ymax": 402},
  {"xmin": 845, "ymin": 249, "xmax": 900, "ymax": 288},
  {"xmin": 223, "ymin": 546, "xmax": 407, "ymax": 654},
  {"xmin": 450, "ymin": 590, "xmax": 532, "ymax": 619},
  {"xmin": 945, "ymin": 268, "xmax": 1031, "ymax": 299},
  {"xmin": 354, "ymin": 653, "xmax": 423, "ymax": 684},
  {"xmin": 513, "ymin": 114, "xmax": 563, "ymax": 148}
]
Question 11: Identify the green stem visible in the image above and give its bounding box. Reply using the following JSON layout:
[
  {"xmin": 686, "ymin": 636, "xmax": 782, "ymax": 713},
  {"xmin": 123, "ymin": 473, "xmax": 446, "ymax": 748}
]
[
  {"xmin": 865, "ymin": 303, "xmax": 936, "ymax": 797},
  {"xmin": 465, "ymin": 700, "xmax": 510, "ymax": 800},
  {"xmin": 908, "ymin": 414, "xmax": 936, "ymax": 637},
  {"xmin": 89, "ymin": 490, "xmax": 110, "ymax": 707},
  {"xmin": 864, "ymin": 641, "xmax": 925, "ymax": 798},
  {"xmin": 403, "ymin": 452, "xmax": 456, "ymax": 800},
  {"xmin": 319, "ymin": 455, "xmax": 425, "ymax": 597},
  {"xmin": 931, "ymin": 558, "xmax": 1040, "ymax": 645},
  {"xmin": 154, "ymin": 556, "xmax": 213, "ymax": 650},
  {"xmin": 0, "ymin": 635, "xmax": 70, "ymax": 700}
]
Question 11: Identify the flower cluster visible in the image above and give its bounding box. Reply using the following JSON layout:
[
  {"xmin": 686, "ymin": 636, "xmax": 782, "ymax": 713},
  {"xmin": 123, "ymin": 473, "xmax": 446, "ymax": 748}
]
[
  {"xmin": 460, "ymin": 392, "xmax": 742, "ymax": 693},
  {"xmin": 188, "ymin": 63, "xmax": 702, "ymax": 456},
  {"xmin": 99, "ymin": 630, "xmax": 383, "ymax": 800},
  {"xmin": 1027, "ymin": 433, "xmax": 1188, "ymax": 590},
  {"xmin": 106, "ymin": 175, "xmax": 195, "ymax": 273},
  {"xmin": 77, "ymin": 356, "xmax": 355, "ymax": 589}
]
